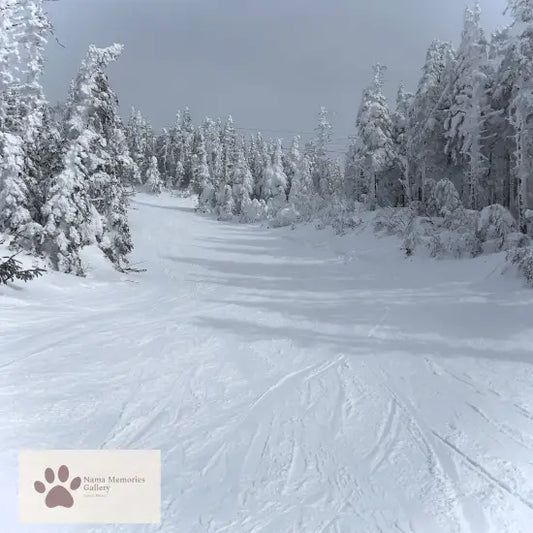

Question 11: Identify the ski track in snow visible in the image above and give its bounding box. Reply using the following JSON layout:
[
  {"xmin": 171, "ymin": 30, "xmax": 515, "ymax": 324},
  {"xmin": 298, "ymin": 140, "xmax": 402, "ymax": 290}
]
[{"xmin": 2, "ymin": 193, "xmax": 533, "ymax": 532}]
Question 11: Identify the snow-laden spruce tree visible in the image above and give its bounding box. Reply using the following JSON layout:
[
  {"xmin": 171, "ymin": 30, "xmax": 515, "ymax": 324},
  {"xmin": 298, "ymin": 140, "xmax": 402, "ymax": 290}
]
[
  {"xmin": 170, "ymin": 107, "xmax": 195, "ymax": 191},
  {"xmin": 43, "ymin": 44, "xmax": 133, "ymax": 272},
  {"xmin": 165, "ymin": 111, "xmax": 183, "ymax": 188},
  {"xmin": 444, "ymin": 4, "xmax": 491, "ymax": 210},
  {"xmin": 155, "ymin": 128, "xmax": 172, "ymax": 186},
  {"xmin": 222, "ymin": 115, "xmax": 237, "ymax": 187},
  {"xmin": 0, "ymin": 133, "xmax": 31, "ymax": 234},
  {"xmin": 160, "ymin": 108, "xmax": 195, "ymax": 191},
  {"xmin": 192, "ymin": 131, "xmax": 214, "ymax": 210},
  {"xmin": 484, "ymin": 27, "xmax": 515, "ymax": 208},
  {"xmin": 16, "ymin": 0, "xmax": 50, "ymax": 140},
  {"xmin": 202, "ymin": 117, "xmax": 223, "ymax": 194},
  {"xmin": 343, "ymin": 142, "xmax": 358, "ymax": 202},
  {"xmin": 24, "ymin": 105, "xmax": 64, "ymax": 231},
  {"xmin": 76, "ymin": 45, "xmax": 133, "ymax": 268},
  {"xmin": 0, "ymin": 1, "xmax": 28, "ymax": 236},
  {"xmin": 110, "ymin": 121, "xmax": 140, "ymax": 187},
  {"xmin": 285, "ymin": 135, "xmax": 300, "ymax": 194},
  {"xmin": 41, "ymin": 130, "xmax": 102, "ymax": 275},
  {"xmin": 146, "ymin": 155, "xmax": 162, "ymax": 194},
  {"xmin": 391, "ymin": 84, "xmax": 414, "ymax": 205},
  {"xmin": 216, "ymin": 184, "xmax": 235, "ymax": 220},
  {"xmin": 232, "ymin": 141, "xmax": 254, "ymax": 217},
  {"xmin": 240, "ymin": 136, "xmax": 268, "ymax": 223},
  {"xmin": 252, "ymin": 133, "xmax": 268, "ymax": 200},
  {"xmin": 312, "ymin": 108, "xmax": 344, "ymax": 202},
  {"xmin": 314, "ymin": 106, "xmax": 333, "ymax": 196},
  {"xmin": 211, "ymin": 118, "xmax": 233, "ymax": 212},
  {"xmin": 247, "ymin": 135, "xmax": 257, "ymax": 180},
  {"xmin": 0, "ymin": 0, "xmax": 50, "ymax": 249},
  {"xmin": 289, "ymin": 153, "xmax": 315, "ymax": 220},
  {"xmin": 265, "ymin": 140, "xmax": 288, "ymax": 214},
  {"xmin": 125, "ymin": 108, "xmax": 151, "ymax": 184},
  {"xmin": 350, "ymin": 64, "xmax": 396, "ymax": 208},
  {"xmin": 507, "ymin": 0, "xmax": 533, "ymax": 233},
  {"xmin": 0, "ymin": 0, "xmax": 20, "ymax": 115},
  {"xmin": 325, "ymin": 160, "xmax": 345, "ymax": 203},
  {"xmin": 0, "ymin": 0, "xmax": 49, "ymax": 137},
  {"xmin": 406, "ymin": 40, "xmax": 456, "ymax": 203}
]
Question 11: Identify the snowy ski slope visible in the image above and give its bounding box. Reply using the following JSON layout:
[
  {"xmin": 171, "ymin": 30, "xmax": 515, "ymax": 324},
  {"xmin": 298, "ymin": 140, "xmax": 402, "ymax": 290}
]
[{"xmin": 2, "ymin": 193, "xmax": 533, "ymax": 532}]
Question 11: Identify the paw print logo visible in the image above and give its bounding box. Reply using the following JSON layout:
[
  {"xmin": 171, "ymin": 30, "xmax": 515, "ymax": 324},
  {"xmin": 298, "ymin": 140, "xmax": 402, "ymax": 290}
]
[{"xmin": 34, "ymin": 465, "xmax": 81, "ymax": 508}]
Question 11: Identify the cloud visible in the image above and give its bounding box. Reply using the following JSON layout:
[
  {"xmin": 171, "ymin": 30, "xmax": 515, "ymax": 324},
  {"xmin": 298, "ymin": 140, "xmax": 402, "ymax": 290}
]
[{"xmin": 42, "ymin": 0, "xmax": 509, "ymax": 145}]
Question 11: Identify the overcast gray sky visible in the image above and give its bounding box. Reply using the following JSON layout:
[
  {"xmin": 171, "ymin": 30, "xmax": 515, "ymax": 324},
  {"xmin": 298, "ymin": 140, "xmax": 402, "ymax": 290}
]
[{"xmin": 42, "ymin": 0, "xmax": 510, "ymax": 149}]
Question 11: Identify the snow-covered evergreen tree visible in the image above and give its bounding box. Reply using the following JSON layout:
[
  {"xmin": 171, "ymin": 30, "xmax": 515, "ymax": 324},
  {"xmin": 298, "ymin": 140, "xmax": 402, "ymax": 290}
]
[
  {"xmin": 43, "ymin": 44, "xmax": 133, "ymax": 272},
  {"xmin": 351, "ymin": 64, "xmax": 396, "ymax": 208},
  {"xmin": 221, "ymin": 115, "xmax": 237, "ymax": 186},
  {"xmin": 485, "ymin": 26, "xmax": 514, "ymax": 208},
  {"xmin": 0, "ymin": 132, "xmax": 32, "ymax": 234},
  {"xmin": 314, "ymin": 106, "xmax": 333, "ymax": 195},
  {"xmin": 507, "ymin": 0, "xmax": 533, "ymax": 232},
  {"xmin": 289, "ymin": 154, "xmax": 318, "ymax": 222},
  {"xmin": 0, "ymin": 0, "xmax": 51, "ymax": 250},
  {"xmin": 24, "ymin": 105, "xmax": 64, "ymax": 231},
  {"xmin": 155, "ymin": 128, "xmax": 172, "ymax": 186},
  {"xmin": 41, "ymin": 130, "xmax": 102, "ymax": 275},
  {"xmin": 252, "ymin": 133, "xmax": 268, "ymax": 200},
  {"xmin": 192, "ymin": 131, "xmax": 213, "ymax": 210},
  {"xmin": 216, "ymin": 184, "xmax": 235, "ymax": 220},
  {"xmin": 203, "ymin": 117, "xmax": 223, "ymax": 194},
  {"xmin": 285, "ymin": 135, "xmax": 301, "ymax": 194},
  {"xmin": 125, "ymin": 108, "xmax": 150, "ymax": 184},
  {"xmin": 232, "ymin": 141, "xmax": 254, "ymax": 216},
  {"xmin": 265, "ymin": 139, "xmax": 288, "ymax": 213},
  {"xmin": 406, "ymin": 40, "xmax": 456, "ymax": 203},
  {"xmin": 0, "ymin": 0, "xmax": 21, "ymax": 123},
  {"xmin": 444, "ymin": 5, "xmax": 491, "ymax": 209},
  {"xmin": 146, "ymin": 156, "xmax": 162, "ymax": 194},
  {"xmin": 17, "ymin": 0, "xmax": 50, "ymax": 141},
  {"xmin": 182, "ymin": 108, "xmax": 196, "ymax": 189},
  {"xmin": 110, "ymin": 121, "xmax": 140, "ymax": 187},
  {"xmin": 391, "ymin": 84, "xmax": 414, "ymax": 205},
  {"xmin": 247, "ymin": 135, "xmax": 257, "ymax": 183}
]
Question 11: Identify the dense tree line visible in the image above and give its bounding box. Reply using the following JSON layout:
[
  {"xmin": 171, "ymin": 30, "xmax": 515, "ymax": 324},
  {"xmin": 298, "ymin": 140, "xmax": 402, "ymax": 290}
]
[
  {"xmin": 2, "ymin": 0, "xmax": 533, "ymax": 282},
  {"xmin": 131, "ymin": 3, "xmax": 533, "ymax": 238},
  {"xmin": 345, "ymin": 2, "xmax": 533, "ymax": 232},
  {"xmin": 0, "ymin": 0, "xmax": 134, "ymax": 276},
  {"xmin": 125, "ymin": 105, "xmax": 343, "ymax": 226}
]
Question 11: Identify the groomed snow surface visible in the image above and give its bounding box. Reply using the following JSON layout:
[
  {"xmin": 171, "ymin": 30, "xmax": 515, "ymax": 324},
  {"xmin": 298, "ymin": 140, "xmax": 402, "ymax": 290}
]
[{"xmin": 2, "ymin": 193, "xmax": 533, "ymax": 533}]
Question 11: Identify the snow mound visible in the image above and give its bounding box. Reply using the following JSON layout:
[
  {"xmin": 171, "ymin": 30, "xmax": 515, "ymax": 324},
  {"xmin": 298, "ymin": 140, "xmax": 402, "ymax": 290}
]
[
  {"xmin": 477, "ymin": 204, "xmax": 530, "ymax": 254},
  {"xmin": 402, "ymin": 216, "xmax": 476, "ymax": 258},
  {"xmin": 269, "ymin": 205, "xmax": 299, "ymax": 228},
  {"xmin": 240, "ymin": 198, "xmax": 267, "ymax": 223},
  {"xmin": 506, "ymin": 246, "xmax": 533, "ymax": 287},
  {"xmin": 374, "ymin": 207, "xmax": 413, "ymax": 236}
]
